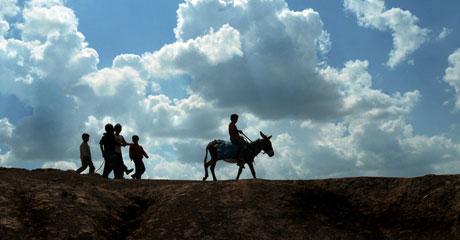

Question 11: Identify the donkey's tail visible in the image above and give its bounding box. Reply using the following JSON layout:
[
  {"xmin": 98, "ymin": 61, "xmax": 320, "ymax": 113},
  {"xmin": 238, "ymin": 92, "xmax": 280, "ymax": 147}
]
[
  {"xmin": 203, "ymin": 145, "xmax": 209, "ymax": 164},
  {"xmin": 203, "ymin": 141, "xmax": 215, "ymax": 181},
  {"xmin": 204, "ymin": 139, "xmax": 219, "ymax": 164}
]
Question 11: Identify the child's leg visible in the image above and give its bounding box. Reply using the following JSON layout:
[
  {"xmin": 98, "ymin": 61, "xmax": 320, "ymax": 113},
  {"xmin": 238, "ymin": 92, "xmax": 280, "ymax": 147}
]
[
  {"xmin": 102, "ymin": 155, "xmax": 114, "ymax": 178},
  {"xmin": 113, "ymin": 154, "xmax": 124, "ymax": 179},
  {"xmin": 88, "ymin": 160, "xmax": 95, "ymax": 174},
  {"xmin": 139, "ymin": 160, "xmax": 145, "ymax": 179},
  {"xmin": 76, "ymin": 160, "xmax": 88, "ymax": 174},
  {"xmin": 132, "ymin": 158, "xmax": 140, "ymax": 179},
  {"xmin": 120, "ymin": 154, "xmax": 133, "ymax": 174}
]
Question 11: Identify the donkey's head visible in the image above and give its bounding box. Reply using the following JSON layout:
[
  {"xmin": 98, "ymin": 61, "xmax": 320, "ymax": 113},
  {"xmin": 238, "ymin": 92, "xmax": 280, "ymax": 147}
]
[{"xmin": 260, "ymin": 131, "xmax": 274, "ymax": 157}]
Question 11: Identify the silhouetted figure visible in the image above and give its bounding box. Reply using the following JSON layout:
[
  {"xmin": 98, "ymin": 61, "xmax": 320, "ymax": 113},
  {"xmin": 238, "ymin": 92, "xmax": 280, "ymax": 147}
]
[
  {"xmin": 229, "ymin": 114, "xmax": 248, "ymax": 168},
  {"xmin": 99, "ymin": 124, "xmax": 120, "ymax": 179},
  {"xmin": 114, "ymin": 124, "xmax": 134, "ymax": 179},
  {"xmin": 76, "ymin": 133, "xmax": 95, "ymax": 174},
  {"xmin": 129, "ymin": 135, "xmax": 149, "ymax": 179}
]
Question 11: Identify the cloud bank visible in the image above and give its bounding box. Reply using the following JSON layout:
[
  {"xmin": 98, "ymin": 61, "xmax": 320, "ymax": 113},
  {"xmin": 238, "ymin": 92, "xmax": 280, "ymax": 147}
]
[{"xmin": 0, "ymin": 0, "xmax": 458, "ymax": 180}]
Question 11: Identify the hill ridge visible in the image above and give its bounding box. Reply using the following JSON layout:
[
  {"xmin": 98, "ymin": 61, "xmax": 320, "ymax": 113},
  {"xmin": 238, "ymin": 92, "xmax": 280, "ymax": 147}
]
[{"xmin": 1, "ymin": 167, "xmax": 459, "ymax": 239}]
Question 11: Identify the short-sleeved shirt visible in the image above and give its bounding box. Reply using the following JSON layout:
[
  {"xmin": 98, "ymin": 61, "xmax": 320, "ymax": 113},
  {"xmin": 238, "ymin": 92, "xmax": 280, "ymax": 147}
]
[
  {"xmin": 114, "ymin": 135, "xmax": 123, "ymax": 154},
  {"xmin": 229, "ymin": 122, "xmax": 240, "ymax": 142},
  {"xmin": 129, "ymin": 144, "xmax": 148, "ymax": 159},
  {"xmin": 80, "ymin": 142, "xmax": 91, "ymax": 160}
]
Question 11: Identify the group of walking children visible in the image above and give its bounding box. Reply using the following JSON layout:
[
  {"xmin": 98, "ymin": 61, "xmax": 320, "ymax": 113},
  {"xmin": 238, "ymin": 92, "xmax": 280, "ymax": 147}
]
[{"xmin": 77, "ymin": 123, "xmax": 149, "ymax": 179}]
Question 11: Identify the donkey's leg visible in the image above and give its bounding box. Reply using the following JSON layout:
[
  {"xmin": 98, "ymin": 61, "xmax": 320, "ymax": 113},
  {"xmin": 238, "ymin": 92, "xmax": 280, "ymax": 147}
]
[
  {"xmin": 236, "ymin": 166, "xmax": 243, "ymax": 180},
  {"xmin": 203, "ymin": 161, "xmax": 210, "ymax": 181},
  {"xmin": 248, "ymin": 162, "xmax": 256, "ymax": 179},
  {"xmin": 210, "ymin": 160, "xmax": 217, "ymax": 181}
]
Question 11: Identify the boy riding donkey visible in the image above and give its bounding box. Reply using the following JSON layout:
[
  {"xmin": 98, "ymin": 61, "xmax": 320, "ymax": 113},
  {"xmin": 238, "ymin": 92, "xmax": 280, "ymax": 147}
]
[{"xmin": 229, "ymin": 114, "xmax": 249, "ymax": 168}]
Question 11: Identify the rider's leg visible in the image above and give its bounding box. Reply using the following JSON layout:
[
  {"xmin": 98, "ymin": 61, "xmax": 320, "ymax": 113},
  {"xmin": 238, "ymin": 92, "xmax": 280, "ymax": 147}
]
[{"xmin": 234, "ymin": 138, "xmax": 246, "ymax": 168}]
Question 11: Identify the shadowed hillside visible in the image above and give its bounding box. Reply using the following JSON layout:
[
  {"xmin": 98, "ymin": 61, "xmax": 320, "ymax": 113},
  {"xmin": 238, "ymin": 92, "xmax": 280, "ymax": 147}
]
[{"xmin": 1, "ymin": 168, "xmax": 460, "ymax": 239}]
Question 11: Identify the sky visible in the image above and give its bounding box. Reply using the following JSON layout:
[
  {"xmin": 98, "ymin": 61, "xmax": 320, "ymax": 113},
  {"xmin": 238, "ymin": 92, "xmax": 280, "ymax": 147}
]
[{"xmin": 1, "ymin": 0, "xmax": 460, "ymax": 180}]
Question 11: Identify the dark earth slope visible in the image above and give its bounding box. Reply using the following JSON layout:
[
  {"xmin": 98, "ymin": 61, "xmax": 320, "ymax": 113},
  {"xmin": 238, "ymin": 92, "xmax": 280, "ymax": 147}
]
[{"xmin": 1, "ymin": 168, "xmax": 460, "ymax": 239}]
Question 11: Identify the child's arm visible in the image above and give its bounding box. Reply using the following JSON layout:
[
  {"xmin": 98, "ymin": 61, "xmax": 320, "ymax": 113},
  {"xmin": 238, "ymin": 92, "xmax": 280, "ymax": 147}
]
[
  {"xmin": 99, "ymin": 137, "xmax": 105, "ymax": 158},
  {"xmin": 121, "ymin": 136, "xmax": 133, "ymax": 146},
  {"xmin": 141, "ymin": 146, "xmax": 149, "ymax": 159},
  {"xmin": 129, "ymin": 146, "xmax": 134, "ymax": 161},
  {"xmin": 79, "ymin": 144, "xmax": 84, "ymax": 160}
]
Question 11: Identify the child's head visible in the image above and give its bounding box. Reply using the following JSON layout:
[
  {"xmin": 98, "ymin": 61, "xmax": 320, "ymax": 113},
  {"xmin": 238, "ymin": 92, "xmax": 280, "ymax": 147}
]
[
  {"xmin": 230, "ymin": 114, "xmax": 239, "ymax": 123},
  {"xmin": 105, "ymin": 124, "xmax": 114, "ymax": 133},
  {"xmin": 132, "ymin": 135, "xmax": 139, "ymax": 143},
  {"xmin": 82, "ymin": 133, "xmax": 90, "ymax": 142},
  {"xmin": 115, "ymin": 123, "xmax": 122, "ymax": 134}
]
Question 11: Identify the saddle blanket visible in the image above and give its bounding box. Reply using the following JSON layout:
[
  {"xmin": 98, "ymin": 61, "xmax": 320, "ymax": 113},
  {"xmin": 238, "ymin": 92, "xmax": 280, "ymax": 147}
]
[{"xmin": 216, "ymin": 140, "xmax": 239, "ymax": 159}]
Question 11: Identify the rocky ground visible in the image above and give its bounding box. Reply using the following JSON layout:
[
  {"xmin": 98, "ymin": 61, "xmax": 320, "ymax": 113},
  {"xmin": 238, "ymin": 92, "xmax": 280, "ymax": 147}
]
[{"xmin": 1, "ymin": 168, "xmax": 460, "ymax": 239}]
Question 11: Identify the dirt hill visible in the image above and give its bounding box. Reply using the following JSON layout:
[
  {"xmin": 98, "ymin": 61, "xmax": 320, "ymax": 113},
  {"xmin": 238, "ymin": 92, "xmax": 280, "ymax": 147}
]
[{"xmin": 1, "ymin": 168, "xmax": 460, "ymax": 239}]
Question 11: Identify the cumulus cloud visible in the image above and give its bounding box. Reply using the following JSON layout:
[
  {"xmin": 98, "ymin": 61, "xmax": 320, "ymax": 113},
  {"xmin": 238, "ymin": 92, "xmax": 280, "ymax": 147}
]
[
  {"xmin": 0, "ymin": 0, "xmax": 20, "ymax": 18},
  {"xmin": 444, "ymin": 49, "xmax": 460, "ymax": 110},
  {"xmin": 0, "ymin": 19, "xmax": 10, "ymax": 36},
  {"xmin": 42, "ymin": 160, "xmax": 77, "ymax": 170},
  {"xmin": 81, "ymin": 66, "xmax": 147, "ymax": 96},
  {"xmin": 344, "ymin": 0, "xmax": 430, "ymax": 68},
  {"xmin": 150, "ymin": 156, "xmax": 203, "ymax": 180},
  {"xmin": 438, "ymin": 27, "xmax": 452, "ymax": 40},
  {"xmin": 320, "ymin": 60, "xmax": 420, "ymax": 120},
  {"xmin": 0, "ymin": 0, "xmax": 98, "ymax": 162},
  {"xmin": 314, "ymin": 118, "xmax": 460, "ymax": 177},
  {"xmin": 0, "ymin": 151, "xmax": 13, "ymax": 166},
  {"xmin": 144, "ymin": 0, "xmax": 418, "ymax": 122},
  {"xmin": 0, "ymin": 118, "xmax": 14, "ymax": 142},
  {"xmin": 144, "ymin": 24, "xmax": 243, "ymax": 78}
]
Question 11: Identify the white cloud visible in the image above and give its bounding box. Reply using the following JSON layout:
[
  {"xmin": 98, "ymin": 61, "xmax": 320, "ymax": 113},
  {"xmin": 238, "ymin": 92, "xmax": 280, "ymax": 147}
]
[
  {"xmin": 320, "ymin": 60, "xmax": 420, "ymax": 120},
  {"xmin": 0, "ymin": 151, "xmax": 13, "ymax": 166},
  {"xmin": 310, "ymin": 117, "xmax": 460, "ymax": 177},
  {"xmin": 444, "ymin": 49, "xmax": 460, "ymax": 111},
  {"xmin": 83, "ymin": 115, "xmax": 116, "ymax": 136},
  {"xmin": 42, "ymin": 160, "xmax": 77, "ymax": 170},
  {"xmin": 0, "ymin": 118, "xmax": 14, "ymax": 142},
  {"xmin": 0, "ymin": 0, "xmax": 99, "ymax": 162},
  {"xmin": 144, "ymin": 23, "xmax": 243, "ymax": 79},
  {"xmin": 145, "ymin": 0, "xmax": 417, "ymax": 121},
  {"xmin": 344, "ymin": 0, "xmax": 430, "ymax": 68},
  {"xmin": 438, "ymin": 27, "xmax": 452, "ymax": 40},
  {"xmin": 19, "ymin": 0, "xmax": 77, "ymax": 42},
  {"xmin": 81, "ymin": 66, "xmax": 147, "ymax": 96},
  {"xmin": 0, "ymin": 19, "xmax": 10, "ymax": 36},
  {"xmin": 261, "ymin": 133, "xmax": 310, "ymax": 178},
  {"xmin": 148, "ymin": 155, "xmax": 203, "ymax": 180},
  {"xmin": 0, "ymin": 0, "xmax": 20, "ymax": 18}
]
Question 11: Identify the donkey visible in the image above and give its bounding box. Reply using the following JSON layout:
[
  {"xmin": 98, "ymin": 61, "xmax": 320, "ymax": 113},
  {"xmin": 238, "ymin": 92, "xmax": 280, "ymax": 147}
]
[{"xmin": 203, "ymin": 131, "xmax": 274, "ymax": 181}]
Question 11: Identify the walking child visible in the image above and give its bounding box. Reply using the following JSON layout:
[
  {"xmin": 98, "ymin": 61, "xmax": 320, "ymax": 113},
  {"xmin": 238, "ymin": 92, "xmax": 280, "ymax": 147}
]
[
  {"xmin": 99, "ymin": 124, "xmax": 119, "ymax": 178},
  {"xmin": 114, "ymin": 124, "xmax": 134, "ymax": 178},
  {"xmin": 129, "ymin": 135, "xmax": 149, "ymax": 179},
  {"xmin": 76, "ymin": 133, "xmax": 95, "ymax": 174}
]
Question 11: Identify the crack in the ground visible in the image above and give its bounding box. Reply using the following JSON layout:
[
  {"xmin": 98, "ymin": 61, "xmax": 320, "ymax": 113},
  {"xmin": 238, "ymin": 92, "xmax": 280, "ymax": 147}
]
[{"xmin": 115, "ymin": 195, "xmax": 153, "ymax": 240}]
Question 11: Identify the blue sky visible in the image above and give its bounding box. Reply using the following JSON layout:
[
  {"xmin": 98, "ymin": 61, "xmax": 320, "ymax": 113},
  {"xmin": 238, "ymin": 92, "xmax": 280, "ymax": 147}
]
[{"xmin": 1, "ymin": 0, "xmax": 460, "ymax": 180}]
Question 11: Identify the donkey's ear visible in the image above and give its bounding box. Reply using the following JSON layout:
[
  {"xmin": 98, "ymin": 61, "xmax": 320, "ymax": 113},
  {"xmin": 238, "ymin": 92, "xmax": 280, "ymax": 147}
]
[
  {"xmin": 260, "ymin": 131, "xmax": 267, "ymax": 139},
  {"xmin": 268, "ymin": 135, "xmax": 272, "ymax": 140}
]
